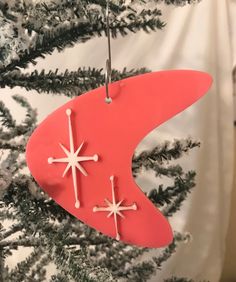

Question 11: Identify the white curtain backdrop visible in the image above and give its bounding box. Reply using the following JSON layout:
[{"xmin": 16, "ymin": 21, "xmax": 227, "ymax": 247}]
[{"xmin": 1, "ymin": 0, "xmax": 235, "ymax": 281}]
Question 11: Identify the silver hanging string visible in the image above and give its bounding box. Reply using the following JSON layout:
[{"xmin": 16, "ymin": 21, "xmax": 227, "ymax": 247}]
[{"xmin": 105, "ymin": 0, "xmax": 112, "ymax": 103}]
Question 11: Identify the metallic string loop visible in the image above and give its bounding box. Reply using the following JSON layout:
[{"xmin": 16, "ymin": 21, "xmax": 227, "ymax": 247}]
[{"xmin": 105, "ymin": 0, "xmax": 112, "ymax": 104}]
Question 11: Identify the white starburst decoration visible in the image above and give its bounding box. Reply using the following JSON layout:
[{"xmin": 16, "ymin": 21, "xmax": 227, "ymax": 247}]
[
  {"xmin": 48, "ymin": 108, "xmax": 98, "ymax": 209},
  {"xmin": 93, "ymin": 176, "xmax": 137, "ymax": 240}
]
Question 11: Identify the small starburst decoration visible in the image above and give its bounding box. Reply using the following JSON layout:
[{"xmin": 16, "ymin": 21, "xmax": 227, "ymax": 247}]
[
  {"xmin": 48, "ymin": 108, "xmax": 98, "ymax": 209},
  {"xmin": 93, "ymin": 175, "xmax": 137, "ymax": 240}
]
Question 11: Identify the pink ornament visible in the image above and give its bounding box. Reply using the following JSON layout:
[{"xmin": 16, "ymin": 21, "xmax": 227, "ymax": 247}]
[{"xmin": 26, "ymin": 70, "xmax": 212, "ymax": 248}]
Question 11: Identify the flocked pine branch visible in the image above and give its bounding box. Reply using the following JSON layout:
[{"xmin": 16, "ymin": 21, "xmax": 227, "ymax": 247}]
[
  {"xmin": 1, "ymin": 0, "xmax": 162, "ymax": 34},
  {"xmin": 151, "ymin": 0, "xmax": 201, "ymax": 5},
  {"xmin": 0, "ymin": 100, "xmax": 16, "ymax": 128},
  {"xmin": 0, "ymin": 2, "xmax": 164, "ymax": 73},
  {"xmin": 6, "ymin": 247, "xmax": 44, "ymax": 282},
  {"xmin": 1, "ymin": 0, "xmax": 130, "ymax": 32},
  {"xmin": 0, "ymin": 95, "xmax": 37, "ymax": 141},
  {"xmin": 0, "ymin": 67, "xmax": 149, "ymax": 97},
  {"xmin": 162, "ymin": 172, "xmax": 196, "ymax": 217},
  {"xmin": 0, "ymin": 0, "xmax": 201, "ymax": 74},
  {"xmin": 0, "ymin": 210, "xmax": 16, "ymax": 221},
  {"xmin": 164, "ymin": 278, "xmax": 193, "ymax": 282},
  {"xmin": 27, "ymin": 254, "xmax": 50, "ymax": 282},
  {"xmin": 132, "ymin": 140, "xmax": 199, "ymax": 216},
  {"xmin": 2, "ymin": 176, "xmax": 114, "ymax": 281},
  {"xmin": 148, "ymin": 171, "xmax": 196, "ymax": 211},
  {"xmin": 133, "ymin": 139, "xmax": 200, "ymax": 169},
  {"xmin": 117, "ymin": 232, "xmax": 192, "ymax": 281}
]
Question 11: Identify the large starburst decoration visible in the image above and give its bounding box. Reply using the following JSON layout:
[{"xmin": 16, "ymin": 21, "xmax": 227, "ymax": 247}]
[
  {"xmin": 93, "ymin": 176, "xmax": 137, "ymax": 240},
  {"xmin": 48, "ymin": 108, "xmax": 98, "ymax": 209}
]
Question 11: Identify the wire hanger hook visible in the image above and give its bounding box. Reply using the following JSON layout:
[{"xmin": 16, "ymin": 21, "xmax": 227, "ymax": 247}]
[{"xmin": 105, "ymin": 0, "xmax": 112, "ymax": 104}]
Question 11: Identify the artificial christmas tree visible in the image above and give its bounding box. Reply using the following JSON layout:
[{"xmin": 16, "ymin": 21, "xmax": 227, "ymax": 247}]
[{"xmin": 0, "ymin": 1, "xmax": 204, "ymax": 281}]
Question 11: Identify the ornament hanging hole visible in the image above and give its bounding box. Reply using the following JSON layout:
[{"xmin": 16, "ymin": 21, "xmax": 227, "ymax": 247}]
[{"xmin": 105, "ymin": 97, "xmax": 112, "ymax": 104}]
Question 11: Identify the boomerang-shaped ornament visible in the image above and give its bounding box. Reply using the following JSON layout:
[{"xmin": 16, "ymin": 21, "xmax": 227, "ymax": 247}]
[{"xmin": 26, "ymin": 70, "xmax": 212, "ymax": 248}]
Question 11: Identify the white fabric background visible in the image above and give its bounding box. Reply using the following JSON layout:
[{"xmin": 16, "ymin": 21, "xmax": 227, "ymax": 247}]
[{"xmin": 1, "ymin": 0, "xmax": 235, "ymax": 281}]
